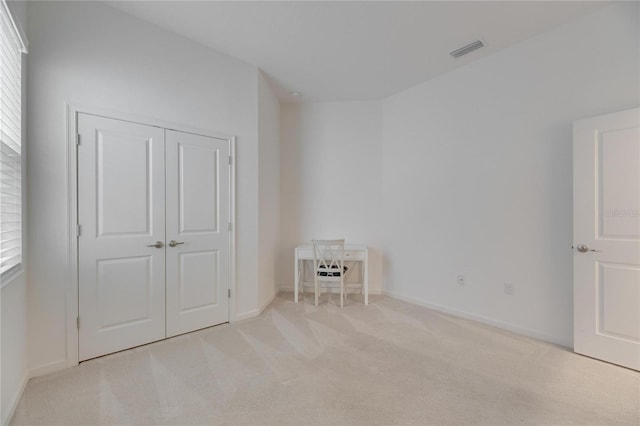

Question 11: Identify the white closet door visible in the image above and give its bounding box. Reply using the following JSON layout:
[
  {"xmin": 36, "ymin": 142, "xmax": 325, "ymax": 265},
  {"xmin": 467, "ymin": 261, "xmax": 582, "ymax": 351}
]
[
  {"xmin": 78, "ymin": 114, "xmax": 166, "ymax": 361},
  {"xmin": 165, "ymin": 130, "xmax": 230, "ymax": 337}
]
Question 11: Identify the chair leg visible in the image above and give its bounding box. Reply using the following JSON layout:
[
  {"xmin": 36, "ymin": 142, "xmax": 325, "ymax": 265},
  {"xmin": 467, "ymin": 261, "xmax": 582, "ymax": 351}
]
[{"xmin": 314, "ymin": 276, "xmax": 319, "ymax": 306}]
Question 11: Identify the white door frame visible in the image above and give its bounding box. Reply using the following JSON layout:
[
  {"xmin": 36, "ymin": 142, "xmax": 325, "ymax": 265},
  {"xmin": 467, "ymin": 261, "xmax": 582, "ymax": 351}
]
[{"xmin": 65, "ymin": 103, "xmax": 236, "ymax": 368}]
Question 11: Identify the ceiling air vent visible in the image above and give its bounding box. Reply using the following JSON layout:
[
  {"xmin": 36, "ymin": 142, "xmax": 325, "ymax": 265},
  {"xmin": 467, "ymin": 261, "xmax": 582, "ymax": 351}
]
[{"xmin": 450, "ymin": 40, "xmax": 484, "ymax": 58}]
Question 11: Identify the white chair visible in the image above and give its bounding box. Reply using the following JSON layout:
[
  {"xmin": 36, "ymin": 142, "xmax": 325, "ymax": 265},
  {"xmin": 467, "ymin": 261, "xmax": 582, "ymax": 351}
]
[{"xmin": 311, "ymin": 239, "xmax": 348, "ymax": 307}]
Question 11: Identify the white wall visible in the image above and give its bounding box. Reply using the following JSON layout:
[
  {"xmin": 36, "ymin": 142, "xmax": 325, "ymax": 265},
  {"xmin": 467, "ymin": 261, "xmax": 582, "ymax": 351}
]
[
  {"xmin": 1, "ymin": 1, "xmax": 28, "ymax": 424},
  {"xmin": 381, "ymin": 2, "xmax": 639, "ymax": 346},
  {"xmin": 278, "ymin": 102, "xmax": 383, "ymax": 294},
  {"xmin": 257, "ymin": 72, "xmax": 280, "ymax": 310},
  {"xmin": 26, "ymin": 1, "xmax": 262, "ymax": 374},
  {"xmin": 1, "ymin": 279, "xmax": 27, "ymax": 426}
]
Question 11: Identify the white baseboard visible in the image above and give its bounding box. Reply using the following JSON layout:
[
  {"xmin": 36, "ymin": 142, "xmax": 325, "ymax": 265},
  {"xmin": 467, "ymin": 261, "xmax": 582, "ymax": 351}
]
[
  {"xmin": 233, "ymin": 290, "xmax": 277, "ymax": 322},
  {"xmin": 28, "ymin": 359, "xmax": 68, "ymax": 379},
  {"xmin": 259, "ymin": 290, "xmax": 277, "ymax": 312},
  {"xmin": 2, "ymin": 372, "xmax": 28, "ymax": 426},
  {"xmin": 277, "ymin": 283, "xmax": 294, "ymax": 292},
  {"xmin": 278, "ymin": 283, "xmax": 382, "ymax": 295},
  {"xmin": 233, "ymin": 309, "xmax": 260, "ymax": 322},
  {"xmin": 382, "ymin": 289, "xmax": 570, "ymax": 348}
]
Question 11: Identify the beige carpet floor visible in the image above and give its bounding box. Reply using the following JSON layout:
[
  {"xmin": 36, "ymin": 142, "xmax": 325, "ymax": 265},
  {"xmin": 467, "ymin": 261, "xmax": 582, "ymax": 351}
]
[{"xmin": 11, "ymin": 293, "xmax": 640, "ymax": 425}]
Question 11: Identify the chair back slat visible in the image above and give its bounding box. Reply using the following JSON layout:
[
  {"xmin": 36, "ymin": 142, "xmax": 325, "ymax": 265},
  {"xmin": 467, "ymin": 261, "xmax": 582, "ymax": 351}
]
[{"xmin": 311, "ymin": 239, "xmax": 345, "ymax": 274}]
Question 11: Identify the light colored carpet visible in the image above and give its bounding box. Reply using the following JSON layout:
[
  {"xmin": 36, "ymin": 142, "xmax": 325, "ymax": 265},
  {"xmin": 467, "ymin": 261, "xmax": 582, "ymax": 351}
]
[{"xmin": 11, "ymin": 293, "xmax": 640, "ymax": 425}]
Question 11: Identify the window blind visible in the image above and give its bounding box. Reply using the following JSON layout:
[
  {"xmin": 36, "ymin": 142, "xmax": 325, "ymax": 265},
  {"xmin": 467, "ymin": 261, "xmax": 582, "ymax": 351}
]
[{"xmin": 0, "ymin": 1, "xmax": 26, "ymax": 276}]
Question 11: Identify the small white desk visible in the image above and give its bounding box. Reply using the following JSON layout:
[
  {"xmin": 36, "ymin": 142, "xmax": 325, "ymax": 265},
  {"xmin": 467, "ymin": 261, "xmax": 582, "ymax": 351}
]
[{"xmin": 294, "ymin": 244, "xmax": 369, "ymax": 305}]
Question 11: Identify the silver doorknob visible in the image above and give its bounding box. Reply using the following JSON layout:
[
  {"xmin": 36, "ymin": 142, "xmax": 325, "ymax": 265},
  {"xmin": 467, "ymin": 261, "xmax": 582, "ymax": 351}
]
[
  {"xmin": 169, "ymin": 240, "xmax": 185, "ymax": 248},
  {"xmin": 576, "ymin": 244, "xmax": 599, "ymax": 253},
  {"xmin": 147, "ymin": 241, "xmax": 164, "ymax": 249}
]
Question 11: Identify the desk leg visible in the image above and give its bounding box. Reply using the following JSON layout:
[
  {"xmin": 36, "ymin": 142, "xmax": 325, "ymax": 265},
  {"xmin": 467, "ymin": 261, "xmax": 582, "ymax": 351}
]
[
  {"xmin": 364, "ymin": 254, "xmax": 369, "ymax": 305},
  {"xmin": 294, "ymin": 258, "xmax": 299, "ymax": 303}
]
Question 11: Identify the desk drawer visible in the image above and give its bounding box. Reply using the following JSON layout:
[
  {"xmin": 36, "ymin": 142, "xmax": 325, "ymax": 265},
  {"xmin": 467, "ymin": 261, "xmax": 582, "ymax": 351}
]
[
  {"xmin": 343, "ymin": 250, "xmax": 365, "ymax": 260},
  {"xmin": 295, "ymin": 248, "xmax": 367, "ymax": 261}
]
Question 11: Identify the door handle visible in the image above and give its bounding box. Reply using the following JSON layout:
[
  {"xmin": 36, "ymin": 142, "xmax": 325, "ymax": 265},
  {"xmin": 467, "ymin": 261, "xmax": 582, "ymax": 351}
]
[
  {"xmin": 575, "ymin": 244, "xmax": 599, "ymax": 253},
  {"xmin": 169, "ymin": 240, "xmax": 185, "ymax": 248},
  {"xmin": 147, "ymin": 241, "xmax": 164, "ymax": 249}
]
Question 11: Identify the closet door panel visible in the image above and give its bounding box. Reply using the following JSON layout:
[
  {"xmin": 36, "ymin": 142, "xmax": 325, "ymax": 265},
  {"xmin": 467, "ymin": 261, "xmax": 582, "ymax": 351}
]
[
  {"xmin": 165, "ymin": 130, "xmax": 230, "ymax": 337},
  {"xmin": 77, "ymin": 114, "xmax": 166, "ymax": 361}
]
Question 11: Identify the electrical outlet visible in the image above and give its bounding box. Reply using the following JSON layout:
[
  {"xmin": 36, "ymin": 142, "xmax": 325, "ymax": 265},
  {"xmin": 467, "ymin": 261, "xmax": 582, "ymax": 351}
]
[
  {"xmin": 504, "ymin": 282, "xmax": 515, "ymax": 296},
  {"xmin": 457, "ymin": 275, "xmax": 465, "ymax": 285}
]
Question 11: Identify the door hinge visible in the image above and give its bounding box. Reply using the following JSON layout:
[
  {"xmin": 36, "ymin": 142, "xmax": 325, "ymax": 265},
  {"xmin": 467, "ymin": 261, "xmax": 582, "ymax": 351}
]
[
  {"xmin": 76, "ymin": 134, "xmax": 81, "ymax": 146},
  {"xmin": 228, "ymin": 155, "xmax": 233, "ymax": 165},
  {"xmin": 228, "ymin": 222, "xmax": 232, "ymax": 232},
  {"xmin": 76, "ymin": 224, "xmax": 81, "ymax": 237},
  {"xmin": 77, "ymin": 317, "xmax": 80, "ymax": 329},
  {"xmin": 228, "ymin": 289, "xmax": 231, "ymax": 298}
]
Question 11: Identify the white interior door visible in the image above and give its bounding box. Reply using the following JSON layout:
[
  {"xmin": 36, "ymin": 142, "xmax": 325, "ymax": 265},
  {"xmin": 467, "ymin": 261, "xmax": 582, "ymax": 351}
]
[
  {"xmin": 574, "ymin": 107, "xmax": 640, "ymax": 370},
  {"xmin": 165, "ymin": 130, "xmax": 230, "ymax": 337},
  {"xmin": 78, "ymin": 114, "xmax": 166, "ymax": 361}
]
